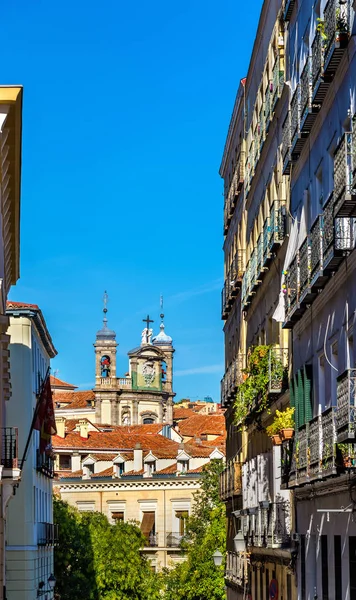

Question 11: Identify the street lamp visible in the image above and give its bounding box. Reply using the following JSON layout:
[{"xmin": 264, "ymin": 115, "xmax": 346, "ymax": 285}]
[
  {"xmin": 212, "ymin": 550, "xmax": 223, "ymax": 567},
  {"xmin": 37, "ymin": 573, "xmax": 56, "ymax": 597},
  {"xmin": 233, "ymin": 531, "xmax": 246, "ymax": 553}
]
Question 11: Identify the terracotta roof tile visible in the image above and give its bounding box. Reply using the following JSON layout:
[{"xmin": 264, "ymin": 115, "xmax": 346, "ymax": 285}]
[
  {"xmin": 54, "ymin": 390, "xmax": 95, "ymax": 410},
  {"xmin": 91, "ymin": 466, "xmax": 115, "ymax": 478},
  {"xmin": 187, "ymin": 465, "xmax": 204, "ymax": 474},
  {"xmin": 89, "ymin": 453, "xmax": 116, "ymax": 461},
  {"xmin": 50, "ymin": 375, "xmax": 77, "ymax": 390},
  {"xmin": 59, "ymin": 469, "xmax": 83, "ymax": 479},
  {"xmin": 121, "ymin": 468, "xmax": 145, "ymax": 476},
  {"xmin": 155, "ymin": 463, "xmax": 178, "ymax": 475},
  {"xmin": 178, "ymin": 414, "xmax": 226, "ymax": 437},
  {"xmin": 7, "ymin": 300, "xmax": 39, "ymax": 310},
  {"xmin": 173, "ymin": 407, "xmax": 196, "ymax": 420}
]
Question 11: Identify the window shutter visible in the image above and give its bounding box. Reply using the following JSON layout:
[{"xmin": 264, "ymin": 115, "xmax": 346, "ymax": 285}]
[
  {"xmin": 304, "ymin": 364, "xmax": 313, "ymax": 423},
  {"xmin": 298, "ymin": 369, "xmax": 305, "ymax": 427}
]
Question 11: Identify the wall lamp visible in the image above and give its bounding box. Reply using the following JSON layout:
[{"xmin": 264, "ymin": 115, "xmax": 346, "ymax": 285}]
[{"xmin": 37, "ymin": 573, "xmax": 56, "ymax": 597}]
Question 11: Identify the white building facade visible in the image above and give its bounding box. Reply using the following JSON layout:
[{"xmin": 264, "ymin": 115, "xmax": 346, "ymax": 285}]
[{"xmin": 5, "ymin": 303, "xmax": 57, "ymax": 600}]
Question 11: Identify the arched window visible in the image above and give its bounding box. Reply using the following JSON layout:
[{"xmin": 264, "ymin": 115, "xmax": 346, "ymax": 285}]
[{"xmin": 143, "ymin": 418, "xmax": 155, "ymax": 425}]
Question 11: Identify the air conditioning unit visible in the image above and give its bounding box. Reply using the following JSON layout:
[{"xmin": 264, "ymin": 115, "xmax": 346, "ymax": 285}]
[{"xmin": 291, "ymin": 533, "xmax": 300, "ymax": 542}]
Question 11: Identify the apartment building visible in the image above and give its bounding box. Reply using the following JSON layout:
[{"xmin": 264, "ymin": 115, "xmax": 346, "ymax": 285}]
[
  {"xmin": 52, "ymin": 409, "xmax": 225, "ymax": 570},
  {"xmin": 0, "ymin": 87, "xmax": 22, "ymax": 600},
  {"xmin": 280, "ymin": 0, "xmax": 356, "ymax": 598},
  {"xmin": 220, "ymin": 0, "xmax": 356, "ymax": 598},
  {"xmin": 6, "ymin": 302, "xmax": 57, "ymax": 600}
]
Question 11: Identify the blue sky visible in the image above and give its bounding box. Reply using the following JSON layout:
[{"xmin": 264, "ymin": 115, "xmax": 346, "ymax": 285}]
[{"xmin": 3, "ymin": 0, "xmax": 261, "ymax": 401}]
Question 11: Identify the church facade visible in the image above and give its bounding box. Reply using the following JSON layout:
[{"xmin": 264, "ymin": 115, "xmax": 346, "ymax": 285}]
[{"xmin": 93, "ymin": 297, "xmax": 175, "ymax": 426}]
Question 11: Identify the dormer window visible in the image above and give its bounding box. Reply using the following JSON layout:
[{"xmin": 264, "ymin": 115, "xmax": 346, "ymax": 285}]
[
  {"xmin": 145, "ymin": 461, "xmax": 156, "ymax": 477},
  {"xmin": 114, "ymin": 462, "xmax": 125, "ymax": 477},
  {"xmin": 178, "ymin": 460, "xmax": 189, "ymax": 473}
]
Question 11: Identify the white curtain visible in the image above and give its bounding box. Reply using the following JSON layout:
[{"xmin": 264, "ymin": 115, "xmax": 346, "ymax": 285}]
[
  {"xmin": 273, "ymin": 215, "xmax": 300, "ymax": 322},
  {"xmin": 309, "ymin": 9, "xmax": 316, "ymax": 54}
]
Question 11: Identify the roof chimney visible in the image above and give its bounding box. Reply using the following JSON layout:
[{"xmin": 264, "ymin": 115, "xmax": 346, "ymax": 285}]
[
  {"xmin": 134, "ymin": 442, "xmax": 143, "ymax": 472},
  {"xmin": 79, "ymin": 419, "xmax": 88, "ymax": 439},
  {"xmin": 55, "ymin": 416, "xmax": 66, "ymax": 439}
]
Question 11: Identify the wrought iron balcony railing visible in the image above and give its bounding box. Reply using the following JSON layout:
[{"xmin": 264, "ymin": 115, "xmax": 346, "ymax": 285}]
[
  {"xmin": 310, "ymin": 214, "xmax": 324, "ymax": 287},
  {"xmin": 311, "ymin": 30, "xmax": 324, "ymax": 89},
  {"xmin": 221, "ymin": 354, "xmax": 245, "ymax": 407},
  {"xmin": 283, "ymin": 0, "xmax": 296, "ymax": 21},
  {"xmin": 257, "ymin": 234, "xmax": 264, "ymax": 279},
  {"xmin": 290, "ymin": 85, "xmax": 300, "ymax": 144},
  {"xmin": 263, "ymin": 217, "xmax": 271, "ymax": 266},
  {"xmin": 219, "ymin": 460, "xmax": 242, "ymax": 501},
  {"xmin": 166, "ymin": 532, "xmax": 185, "ymax": 547},
  {"xmin": 269, "ymin": 200, "xmax": 286, "ymax": 251},
  {"xmin": 336, "ymin": 369, "xmax": 356, "ymax": 442},
  {"xmin": 268, "ymin": 348, "xmax": 289, "ymax": 394},
  {"xmin": 258, "ymin": 104, "xmax": 265, "ymax": 153},
  {"xmin": 282, "ymin": 111, "xmax": 291, "ymax": 174},
  {"xmin": 283, "ymin": 408, "xmax": 338, "ymax": 488},
  {"xmin": 272, "ymin": 55, "xmax": 284, "ymax": 108},
  {"xmin": 250, "ymin": 248, "xmax": 258, "ymax": 291},
  {"xmin": 2, "ymin": 427, "xmax": 18, "ymax": 470},
  {"xmin": 267, "ymin": 501, "xmax": 291, "ymax": 548},
  {"xmin": 221, "ymin": 250, "xmax": 245, "ymax": 319},
  {"xmin": 37, "ymin": 450, "xmax": 55, "ymax": 479},
  {"xmin": 334, "ymin": 132, "xmax": 356, "ymax": 216},
  {"xmin": 298, "ymin": 237, "xmax": 312, "ymax": 303},
  {"xmin": 300, "ymin": 56, "xmax": 321, "ymax": 133},
  {"xmin": 284, "ymin": 253, "xmax": 298, "ymax": 319},
  {"xmin": 241, "ymin": 261, "xmax": 251, "ymax": 309},
  {"xmin": 324, "ymin": 0, "xmax": 350, "ymax": 60},
  {"xmin": 265, "ymin": 83, "xmax": 272, "ymax": 132},
  {"xmin": 225, "ymin": 552, "xmax": 245, "ymax": 587},
  {"xmin": 38, "ymin": 522, "xmax": 59, "ymax": 546}
]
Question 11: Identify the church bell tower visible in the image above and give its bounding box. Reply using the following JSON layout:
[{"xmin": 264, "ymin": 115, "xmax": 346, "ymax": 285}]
[{"xmin": 94, "ymin": 292, "xmax": 118, "ymax": 423}]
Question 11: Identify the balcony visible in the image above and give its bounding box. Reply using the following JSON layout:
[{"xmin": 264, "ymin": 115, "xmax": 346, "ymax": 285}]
[
  {"xmin": 2, "ymin": 427, "xmax": 18, "ymax": 470},
  {"xmin": 38, "ymin": 522, "xmax": 59, "ymax": 546},
  {"xmin": 265, "ymin": 83, "xmax": 272, "ymax": 132},
  {"xmin": 272, "ymin": 55, "xmax": 284, "ymax": 109},
  {"xmin": 241, "ymin": 262, "xmax": 251, "ymax": 310},
  {"xmin": 311, "ymin": 30, "xmax": 329, "ymax": 104},
  {"xmin": 166, "ymin": 532, "xmax": 184, "ymax": 548},
  {"xmin": 282, "ymin": 408, "xmax": 338, "ymax": 488},
  {"xmin": 219, "ymin": 460, "xmax": 242, "ymax": 501},
  {"xmin": 225, "ymin": 551, "xmax": 245, "ymax": 588},
  {"xmin": 336, "ymin": 369, "xmax": 356, "ymax": 442},
  {"xmin": 250, "ymin": 249, "xmax": 258, "ymax": 292},
  {"xmin": 257, "ymin": 234, "xmax": 264, "ymax": 280},
  {"xmin": 246, "ymin": 348, "xmax": 289, "ymax": 418},
  {"xmin": 37, "ymin": 450, "xmax": 55, "ymax": 479},
  {"xmin": 323, "ymin": 0, "xmax": 350, "ymax": 79},
  {"xmin": 334, "ymin": 132, "xmax": 356, "ymax": 217},
  {"xmin": 221, "ymin": 250, "xmax": 245, "ymax": 320},
  {"xmin": 300, "ymin": 57, "xmax": 321, "ymax": 134},
  {"xmin": 283, "ymin": 0, "xmax": 296, "ymax": 21},
  {"xmin": 267, "ymin": 501, "xmax": 291, "ymax": 548},
  {"xmin": 282, "ymin": 111, "xmax": 291, "ymax": 175},
  {"xmin": 269, "ymin": 200, "xmax": 286, "ymax": 252},
  {"xmin": 284, "ymin": 192, "xmax": 354, "ymax": 328},
  {"xmin": 221, "ymin": 354, "xmax": 245, "ymax": 408},
  {"xmin": 258, "ymin": 105, "xmax": 265, "ymax": 154},
  {"xmin": 291, "ymin": 85, "xmax": 305, "ymax": 158}
]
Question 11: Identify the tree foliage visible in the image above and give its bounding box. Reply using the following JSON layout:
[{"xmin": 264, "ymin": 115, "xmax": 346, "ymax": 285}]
[
  {"xmin": 163, "ymin": 459, "xmax": 226, "ymax": 600},
  {"xmin": 53, "ymin": 497, "xmax": 162, "ymax": 600}
]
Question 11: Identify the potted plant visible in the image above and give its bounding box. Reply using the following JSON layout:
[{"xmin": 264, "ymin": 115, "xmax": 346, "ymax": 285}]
[
  {"xmin": 278, "ymin": 407, "xmax": 295, "ymax": 440},
  {"xmin": 266, "ymin": 418, "xmax": 282, "ymax": 446},
  {"xmin": 338, "ymin": 443, "xmax": 355, "ymax": 468},
  {"xmin": 335, "ymin": 7, "xmax": 349, "ymax": 48}
]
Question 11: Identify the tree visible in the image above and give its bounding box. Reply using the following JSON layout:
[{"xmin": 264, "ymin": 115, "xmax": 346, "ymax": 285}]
[
  {"xmin": 163, "ymin": 460, "xmax": 226, "ymax": 600},
  {"xmin": 53, "ymin": 497, "xmax": 162, "ymax": 600}
]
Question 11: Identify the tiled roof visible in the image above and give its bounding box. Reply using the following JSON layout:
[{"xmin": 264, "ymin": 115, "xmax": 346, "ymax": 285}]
[
  {"xmin": 52, "ymin": 430, "xmax": 180, "ymax": 458},
  {"xmin": 123, "ymin": 424, "xmax": 164, "ymax": 434},
  {"xmin": 121, "ymin": 468, "xmax": 145, "ymax": 476},
  {"xmin": 203, "ymin": 434, "xmax": 226, "ymax": 446},
  {"xmin": 54, "ymin": 390, "xmax": 95, "ymax": 410},
  {"xmin": 59, "ymin": 469, "xmax": 83, "ymax": 479},
  {"xmin": 173, "ymin": 407, "xmax": 196, "ymax": 420},
  {"xmin": 187, "ymin": 465, "xmax": 204, "ymax": 474},
  {"xmin": 92, "ymin": 466, "xmax": 115, "ymax": 478},
  {"xmin": 155, "ymin": 463, "xmax": 178, "ymax": 474},
  {"xmin": 64, "ymin": 418, "xmax": 99, "ymax": 432},
  {"xmin": 178, "ymin": 414, "xmax": 226, "ymax": 437},
  {"xmin": 7, "ymin": 301, "xmax": 39, "ymax": 310},
  {"xmin": 184, "ymin": 440, "xmax": 226, "ymax": 458},
  {"xmin": 89, "ymin": 453, "xmax": 117, "ymax": 461},
  {"xmin": 50, "ymin": 375, "xmax": 77, "ymax": 389}
]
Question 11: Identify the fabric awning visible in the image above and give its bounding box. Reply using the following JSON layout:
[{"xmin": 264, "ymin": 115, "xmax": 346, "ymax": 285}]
[{"xmin": 140, "ymin": 512, "xmax": 155, "ymax": 537}]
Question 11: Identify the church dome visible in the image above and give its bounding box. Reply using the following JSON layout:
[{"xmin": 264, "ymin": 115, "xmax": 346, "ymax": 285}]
[
  {"xmin": 152, "ymin": 322, "xmax": 172, "ymax": 346},
  {"xmin": 96, "ymin": 322, "xmax": 116, "ymax": 340}
]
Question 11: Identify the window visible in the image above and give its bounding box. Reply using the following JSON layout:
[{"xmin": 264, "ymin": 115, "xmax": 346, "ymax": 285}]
[
  {"xmin": 76, "ymin": 501, "xmax": 95, "ymax": 512},
  {"xmin": 334, "ymin": 535, "xmax": 342, "ymax": 600},
  {"xmin": 111, "ymin": 512, "xmax": 124, "ymax": 522},
  {"xmin": 145, "ymin": 461, "xmax": 155, "ymax": 476},
  {"xmin": 143, "ymin": 418, "xmax": 154, "ymax": 424},
  {"xmin": 175, "ymin": 511, "xmax": 188, "ymax": 536},
  {"xmin": 178, "ymin": 460, "xmax": 189, "ymax": 473},
  {"xmin": 140, "ymin": 512, "xmax": 155, "ymax": 545},
  {"xmin": 59, "ymin": 455, "xmax": 71, "ymax": 470}
]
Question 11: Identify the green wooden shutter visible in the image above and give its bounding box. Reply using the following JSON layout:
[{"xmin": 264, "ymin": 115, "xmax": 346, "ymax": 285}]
[
  {"xmin": 293, "ymin": 373, "xmax": 299, "ymax": 431},
  {"xmin": 298, "ymin": 369, "xmax": 305, "ymax": 427},
  {"xmin": 304, "ymin": 364, "xmax": 313, "ymax": 423}
]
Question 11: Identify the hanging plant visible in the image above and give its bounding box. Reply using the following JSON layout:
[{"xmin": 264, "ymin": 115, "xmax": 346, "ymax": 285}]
[{"xmin": 233, "ymin": 345, "xmax": 286, "ymax": 428}]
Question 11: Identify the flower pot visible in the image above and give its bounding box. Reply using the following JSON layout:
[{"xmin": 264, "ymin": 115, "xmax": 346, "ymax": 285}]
[
  {"xmin": 343, "ymin": 456, "xmax": 352, "ymax": 468},
  {"xmin": 335, "ymin": 31, "xmax": 349, "ymax": 49},
  {"xmin": 280, "ymin": 428, "xmax": 294, "ymax": 440},
  {"xmin": 271, "ymin": 434, "xmax": 282, "ymax": 446}
]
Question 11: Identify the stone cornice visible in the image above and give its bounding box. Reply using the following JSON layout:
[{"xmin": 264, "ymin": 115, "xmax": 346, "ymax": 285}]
[{"xmin": 58, "ymin": 478, "xmax": 199, "ymax": 493}]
